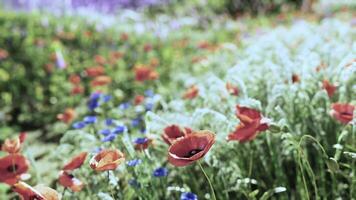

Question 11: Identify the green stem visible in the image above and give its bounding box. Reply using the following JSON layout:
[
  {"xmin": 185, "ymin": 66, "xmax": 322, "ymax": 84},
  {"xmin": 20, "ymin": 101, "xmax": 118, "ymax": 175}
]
[{"xmin": 197, "ymin": 161, "xmax": 216, "ymax": 200}]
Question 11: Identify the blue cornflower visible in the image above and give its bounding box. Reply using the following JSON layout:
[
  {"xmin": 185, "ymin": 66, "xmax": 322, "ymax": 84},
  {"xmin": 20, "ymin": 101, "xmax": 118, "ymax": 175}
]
[
  {"xmin": 131, "ymin": 117, "xmax": 141, "ymax": 127},
  {"xmin": 101, "ymin": 134, "xmax": 116, "ymax": 142},
  {"xmin": 126, "ymin": 159, "xmax": 142, "ymax": 167},
  {"xmin": 88, "ymin": 92, "xmax": 101, "ymax": 110},
  {"xmin": 145, "ymin": 103, "xmax": 154, "ymax": 111},
  {"xmin": 128, "ymin": 179, "xmax": 140, "ymax": 188},
  {"xmin": 134, "ymin": 137, "xmax": 148, "ymax": 144},
  {"xmin": 119, "ymin": 102, "xmax": 130, "ymax": 110},
  {"xmin": 103, "ymin": 95, "xmax": 112, "ymax": 102},
  {"xmin": 113, "ymin": 125, "xmax": 126, "ymax": 134},
  {"xmin": 144, "ymin": 89, "xmax": 154, "ymax": 97},
  {"xmin": 99, "ymin": 129, "xmax": 111, "ymax": 136},
  {"xmin": 72, "ymin": 121, "xmax": 86, "ymax": 129},
  {"xmin": 84, "ymin": 116, "xmax": 97, "ymax": 124},
  {"xmin": 153, "ymin": 167, "xmax": 168, "ymax": 177},
  {"xmin": 180, "ymin": 192, "xmax": 198, "ymax": 200},
  {"xmin": 105, "ymin": 118, "xmax": 113, "ymax": 126},
  {"xmin": 140, "ymin": 128, "xmax": 146, "ymax": 134}
]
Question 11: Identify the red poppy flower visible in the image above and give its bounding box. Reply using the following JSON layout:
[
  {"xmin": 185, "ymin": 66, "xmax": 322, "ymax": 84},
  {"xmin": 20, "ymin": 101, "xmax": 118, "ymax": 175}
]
[
  {"xmin": 292, "ymin": 74, "xmax": 300, "ymax": 83},
  {"xmin": 58, "ymin": 171, "xmax": 84, "ymax": 192},
  {"xmin": 183, "ymin": 85, "xmax": 199, "ymax": 99},
  {"xmin": 331, "ymin": 103, "xmax": 354, "ymax": 124},
  {"xmin": 62, "ymin": 152, "xmax": 87, "ymax": 171},
  {"xmin": 12, "ymin": 181, "xmax": 45, "ymax": 200},
  {"xmin": 168, "ymin": 130, "xmax": 215, "ymax": 167},
  {"xmin": 19, "ymin": 132, "xmax": 27, "ymax": 144},
  {"xmin": 71, "ymin": 85, "xmax": 84, "ymax": 95},
  {"xmin": 162, "ymin": 125, "xmax": 192, "ymax": 145},
  {"xmin": 2, "ymin": 136, "xmax": 21, "ymax": 154},
  {"xmin": 94, "ymin": 55, "xmax": 106, "ymax": 65},
  {"xmin": 120, "ymin": 33, "xmax": 129, "ymax": 41},
  {"xmin": 110, "ymin": 51, "xmax": 123, "ymax": 60},
  {"xmin": 89, "ymin": 149, "xmax": 125, "ymax": 171},
  {"xmin": 0, "ymin": 154, "xmax": 29, "ymax": 185},
  {"xmin": 57, "ymin": 108, "xmax": 76, "ymax": 124},
  {"xmin": 12, "ymin": 181, "xmax": 60, "ymax": 200},
  {"xmin": 228, "ymin": 106, "xmax": 269, "ymax": 143},
  {"xmin": 134, "ymin": 95, "xmax": 145, "ymax": 105},
  {"xmin": 85, "ymin": 66, "xmax": 105, "ymax": 77},
  {"xmin": 226, "ymin": 82, "xmax": 239, "ymax": 96},
  {"xmin": 69, "ymin": 74, "xmax": 81, "ymax": 85},
  {"xmin": 0, "ymin": 48, "xmax": 9, "ymax": 60},
  {"xmin": 322, "ymin": 80, "xmax": 337, "ymax": 98},
  {"xmin": 134, "ymin": 65, "xmax": 158, "ymax": 82},
  {"xmin": 91, "ymin": 76, "xmax": 112, "ymax": 87},
  {"xmin": 143, "ymin": 43, "xmax": 153, "ymax": 52}
]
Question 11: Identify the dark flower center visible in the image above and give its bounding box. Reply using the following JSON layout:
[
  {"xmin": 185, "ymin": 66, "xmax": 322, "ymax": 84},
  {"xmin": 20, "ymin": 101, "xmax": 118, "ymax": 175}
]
[
  {"xmin": 184, "ymin": 149, "xmax": 203, "ymax": 158},
  {"xmin": 7, "ymin": 164, "xmax": 18, "ymax": 173}
]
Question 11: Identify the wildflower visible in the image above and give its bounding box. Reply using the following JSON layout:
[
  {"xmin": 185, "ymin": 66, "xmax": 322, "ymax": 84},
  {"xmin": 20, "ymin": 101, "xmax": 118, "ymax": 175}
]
[
  {"xmin": 55, "ymin": 50, "xmax": 66, "ymax": 69},
  {"xmin": 134, "ymin": 95, "xmax": 145, "ymax": 105},
  {"xmin": 143, "ymin": 43, "xmax": 153, "ymax": 52},
  {"xmin": 113, "ymin": 125, "xmax": 126, "ymax": 134},
  {"xmin": 119, "ymin": 102, "xmax": 131, "ymax": 110},
  {"xmin": 71, "ymin": 85, "xmax": 84, "ymax": 95},
  {"xmin": 62, "ymin": 152, "xmax": 87, "ymax": 171},
  {"xmin": 292, "ymin": 74, "xmax": 300, "ymax": 83},
  {"xmin": 134, "ymin": 65, "xmax": 158, "ymax": 82},
  {"xmin": 105, "ymin": 118, "xmax": 113, "ymax": 126},
  {"xmin": 103, "ymin": 95, "xmax": 112, "ymax": 102},
  {"xmin": 88, "ymin": 92, "xmax": 101, "ymax": 110},
  {"xmin": 101, "ymin": 134, "xmax": 116, "ymax": 142},
  {"xmin": 226, "ymin": 82, "xmax": 239, "ymax": 96},
  {"xmin": 85, "ymin": 66, "xmax": 105, "ymax": 77},
  {"xmin": 153, "ymin": 167, "xmax": 168, "ymax": 177},
  {"xmin": 228, "ymin": 106, "xmax": 269, "ymax": 143},
  {"xmin": 131, "ymin": 117, "xmax": 142, "ymax": 127},
  {"xmin": 72, "ymin": 121, "xmax": 86, "ymax": 129},
  {"xmin": 1, "ymin": 134, "xmax": 25, "ymax": 154},
  {"xmin": 91, "ymin": 76, "xmax": 112, "ymax": 87},
  {"xmin": 145, "ymin": 103, "xmax": 154, "ymax": 111},
  {"xmin": 94, "ymin": 55, "xmax": 106, "ymax": 65},
  {"xmin": 0, "ymin": 154, "xmax": 29, "ymax": 185},
  {"xmin": 168, "ymin": 130, "xmax": 215, "ymax": 167},
  {"xmin": 144, "ymin": 89, "xmax": 154, "ymax": 97},
  {"xmin": 183, "ymin": 85, "xmax": 199, "ymax": 99},
  {"xmin": 322, "ymin": 80, "xmax": 337, "ymax": 98},
  {"xmin": 69, "ymin": 74, "xmax": 81, "ymax": 85},
  {"xmin": 126, "ymin": 159, "xmax": 142, "ymax": 167},
  {"xmin": 120, "ymin": 33, "xmax": 129, "ymax": 41},
  {"xmin": 84, "ymin": 116, "xmax": 97, "ymax": 124},
  {"xmin": 134, "ymin": 137, "xmax": 152, "ymax": 151},
  {"xmin": 0, "ymin": 48, "xmax": 9, "ymax": 60},
  {"xmin": 162, "ymin": 125, "xmax": 192, "ymax": 145},
  {"xmin": 57, "ymin": 108, "xmax": 75, "ymax": 124},
  {"xmin": 100, "ymin": 129, "xmax": 111, "ymax": 136},
  {"xmin": 180, "ymin": 192, "xmax": 198, "ymax": 200},
  {"xmin": 330, "ymin": 103, "xmax": 354, "ymax": 124},
  {"xmin": 12, "ymin": 181, "xmax": 60, "ymax": 200},
  {"xmin": 58, "ymin": 171, "xmax": 84, "ymax": 192},
  {"xmin": 89, "ymin": 149, "xmax": 125, "ymax": 171}
]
